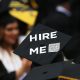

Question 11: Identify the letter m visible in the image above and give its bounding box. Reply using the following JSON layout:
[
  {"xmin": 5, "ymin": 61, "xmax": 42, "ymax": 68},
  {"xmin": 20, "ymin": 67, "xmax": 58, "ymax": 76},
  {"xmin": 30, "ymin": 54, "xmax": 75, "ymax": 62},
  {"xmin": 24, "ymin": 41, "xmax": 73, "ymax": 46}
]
[{"xmin": 30, "ymin": 47, "xmax": 38, "ymax": 55}]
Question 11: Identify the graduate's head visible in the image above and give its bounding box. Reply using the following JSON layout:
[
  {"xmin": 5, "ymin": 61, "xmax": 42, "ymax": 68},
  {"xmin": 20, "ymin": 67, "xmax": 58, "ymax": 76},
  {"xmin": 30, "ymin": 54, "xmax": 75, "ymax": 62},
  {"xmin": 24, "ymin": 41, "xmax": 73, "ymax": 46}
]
[
  {"xmin": 55, "ymin": 0, "xmax": 73, "ymax": 10},
  {"xmin": 0, "ymin": 12, "xmax": 19, "ymax": 48}
]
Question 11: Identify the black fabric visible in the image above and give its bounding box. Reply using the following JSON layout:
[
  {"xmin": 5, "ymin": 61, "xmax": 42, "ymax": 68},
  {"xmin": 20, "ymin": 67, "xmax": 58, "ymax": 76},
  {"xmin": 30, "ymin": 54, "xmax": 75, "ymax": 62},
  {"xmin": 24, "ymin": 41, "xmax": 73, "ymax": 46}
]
[
  {"xmin": 0, "ymin": 61, "xmax": 16, "ymax": 80},
  {"xmin": 25, "ymin": 61, "xmax": 80, "ymax": 80},
  {"xmin": 43, "ymin": 11, "xmax": 72, "ymax": 35},
  {"xmin": 69, "ymin": 6, "xmax": 80, "ymax": 62},
  {"xmin": 32, "ymin": 53, "xmax": 64, "ymax": 68},
  {"xmin": 0, "ymin": 0, "xmax": 11, "ymax": 14},
  {"xmin": 35, "ymin": 0, "xmax": 55, "ymax": 24},
  {"xmin": 71, "ymin": 4, "xmax": 80, "ymax": 33},
  {"xmin": 63, "ymin": 33, "xmax": 80, "ymax": 60}
]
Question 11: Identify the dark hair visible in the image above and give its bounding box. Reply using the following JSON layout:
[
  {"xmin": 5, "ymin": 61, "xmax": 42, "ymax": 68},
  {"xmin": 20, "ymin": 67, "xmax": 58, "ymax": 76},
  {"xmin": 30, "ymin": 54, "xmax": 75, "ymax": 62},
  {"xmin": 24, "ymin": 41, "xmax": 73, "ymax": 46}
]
[
  {"xmin": 55, "ymin": 0, "xmax": 69, "ymax": 5},
  {"xmin": 0, "ymin": 12, "xmax": 19, "ymax": 49},
  {"xmin": 0, "ymin": 11, "xmax": 17, "ymax": 28}
]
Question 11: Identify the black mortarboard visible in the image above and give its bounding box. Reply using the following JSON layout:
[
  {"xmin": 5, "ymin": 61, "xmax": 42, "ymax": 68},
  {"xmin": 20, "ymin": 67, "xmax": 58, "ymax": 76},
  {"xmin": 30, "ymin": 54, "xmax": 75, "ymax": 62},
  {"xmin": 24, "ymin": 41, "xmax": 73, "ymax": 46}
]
[
  {"xmin": 0, "ymin": 0, "xmax": 11, "ymax": 14},
  {"xmin": 24, "ymin": 61, "xmax": 72, "ymax": 80},
  {"xmin": 14, "ymin": 24, "xmax": 71, "ymax": 65},
  {"xmin": 24, "ymin": 61, "xmax": 80, "ymax": 80}
]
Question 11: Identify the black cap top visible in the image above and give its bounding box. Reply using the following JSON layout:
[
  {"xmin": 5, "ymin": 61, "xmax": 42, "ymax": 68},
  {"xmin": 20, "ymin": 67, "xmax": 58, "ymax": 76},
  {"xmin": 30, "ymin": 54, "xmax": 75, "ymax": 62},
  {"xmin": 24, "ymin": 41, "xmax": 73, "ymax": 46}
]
[
  {"xmin": 24, "ymin": 61, "xmax": 71, "ymax": 80},
  {"xmin": 24, "ymin": 61, "xmax": 80, "ymax": 80},
  {"xmin": 0, "ymin": 0, "xmax": 11, "ymax": 14},
  {"xmin": 14, "ymin": 24, "xmax": 71, "ymax": 65}
]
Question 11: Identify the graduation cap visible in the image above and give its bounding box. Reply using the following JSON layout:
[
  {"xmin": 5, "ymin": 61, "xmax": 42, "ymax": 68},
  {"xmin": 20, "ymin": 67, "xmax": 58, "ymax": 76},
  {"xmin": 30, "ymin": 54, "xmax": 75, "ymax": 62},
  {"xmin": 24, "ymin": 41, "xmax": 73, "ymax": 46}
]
[
  {"xmin": 24, "ymin": 61, "xmax": 72, "ymax": 80},
  {"xmin": 14, "ymin": 24, "xmax": 71, "ymax": 65},
  {"xmin": 0, "ymin": 0, "xmax": 11, "ymax": 14},
  {"xmin": 24, "ymin": 61, "xmax": 80, "ymax": 80},
  {"xmin": 9, "ymin": 9, "xmax": 38, "ymax": 26},
  {"xmin": 9, "ymin": 1, "xmax": 29, "ymax": 9}
]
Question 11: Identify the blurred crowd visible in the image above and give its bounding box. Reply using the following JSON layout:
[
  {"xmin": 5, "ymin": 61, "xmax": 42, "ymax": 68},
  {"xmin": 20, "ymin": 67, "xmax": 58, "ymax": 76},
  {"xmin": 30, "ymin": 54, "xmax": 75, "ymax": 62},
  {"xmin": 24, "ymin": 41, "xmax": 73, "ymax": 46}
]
[
  {"xmin": 0, "ymin": 0, "xmax": 80, "ymax": 80},
  {"xmin": 9, "ymin": 0, "xmax": 80, "ymax": 35}
]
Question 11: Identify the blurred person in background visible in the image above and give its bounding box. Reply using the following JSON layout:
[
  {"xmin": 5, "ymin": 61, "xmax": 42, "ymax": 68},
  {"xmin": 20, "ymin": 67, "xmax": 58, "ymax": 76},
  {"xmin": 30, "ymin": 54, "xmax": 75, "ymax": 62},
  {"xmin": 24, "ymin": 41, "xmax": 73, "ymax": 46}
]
[
  {"xmin": 43, "ymin": 0, "xmax": 73, "ymax": 35},
  {"xmin": 35, "ymin": 0, "xmax": 55, "ymax": 24},
  {"xmin": 0, "ymin": 12, "xmax": 32, "ymax": 80}
]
